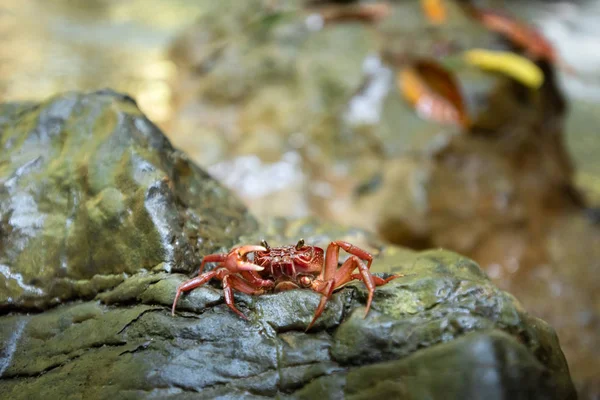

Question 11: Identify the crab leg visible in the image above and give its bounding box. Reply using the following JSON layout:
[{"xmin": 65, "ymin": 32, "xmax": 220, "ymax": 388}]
[
  {"xmin": 172, "ymin": 270, "xmax": 218, "ymax": 315},
  {"xmin": 173, "ymin": 267, "xmax": 266, "ymax": 318},
  {"xmin": 308, "ymin": 255, "xmax": 370, "ymax": 330},
  {"xmin": 222, "ymin": 274, "xmax": 266, "ymax": 320},
  {"xmin": 306, "ymin": 280, "xmax": 335, "ymax": 331},
  {"xmin": 197, "ymin": 253, "xmax": 227, "ymax": 275},
  {"xmin": 308, "ymin": 241, "xmax": 401, "ymax": 330},
  {"xmin": 350, "ymin": 274, "xmax": 399, "ymax": 286},
  {"xmin": 306, "ymin": 242, "xmax": 376, "ymax": 329},
  {"xmin": 322, "ymin": 241, "xmax": 373, "ymax": 281}
]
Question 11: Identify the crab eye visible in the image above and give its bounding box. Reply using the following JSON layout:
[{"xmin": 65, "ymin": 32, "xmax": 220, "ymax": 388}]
[
  {"xmin": 261, "ymin": 240, "xmax": 271, "ymax": 250},
  {"xmin": 295, "ymin": 238, "xmax": 305, "ymax": 250},
  {"xmin": 299, "ymin": 275, "xmax": 312, "ymax": 287}
]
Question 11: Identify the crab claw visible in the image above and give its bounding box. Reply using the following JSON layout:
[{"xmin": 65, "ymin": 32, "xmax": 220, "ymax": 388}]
[
  {"xmin": 234, "ymin": 246, "xmax": 267, "ymax": 272},
  {"xmin": 236, "ymin": 245, "xmax": 267, "ymax": 257},
  {"xmin": 236, "ymin": 262, "xmax": 265, "ymax": 272}
]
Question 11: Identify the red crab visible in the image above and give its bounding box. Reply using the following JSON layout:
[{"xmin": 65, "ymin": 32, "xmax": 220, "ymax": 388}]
[{"xmin": 171, "ymin": 239, "xmax": 400, "ymax": 329}]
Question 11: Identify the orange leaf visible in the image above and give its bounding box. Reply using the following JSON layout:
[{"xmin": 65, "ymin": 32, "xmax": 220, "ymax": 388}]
[
  {"xmin": 469, "ymin": 8, "xmax": 553, "ymax": 61},
  {"xmin": 398, "ymin": 60, "xmax": 469, "ymax": 128},
  {"xmin": 466, "ymin": 7, "xmax": 576, "ymax": 74},
  {"xmin": 421, "ymin": 0, "xmax": 447, "ymax": 25}
]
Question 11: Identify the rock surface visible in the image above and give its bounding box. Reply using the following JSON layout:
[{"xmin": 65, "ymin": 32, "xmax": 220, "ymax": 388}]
[
  {"xmin": 0, "ymin": 91, "xmax": 575, "ymax": 398},
  {"xmin": 293, "ymin": 330, "xmax": 566, "ymax": 400},
  {"xmin": 0, "ymin": 222, "xmax": 576, "ymax": 399},
  {"xmin": 0, "ymin": 90, "xmax": 257, "ymax": 311}
]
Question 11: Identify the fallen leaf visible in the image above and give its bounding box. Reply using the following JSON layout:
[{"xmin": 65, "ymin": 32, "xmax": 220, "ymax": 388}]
[
  {"xmin": 398, "ymin": 60, "xmax": 469, "ymax": 128},
  {"xmin": 464, "ymin": 49, "xmax": 544, "ymax": 89},
  {"xmin": 421, "ymin": 0, "xmax": 447, "ymax": 25},
  {"xmin": 467, "ymin": 6, "xmax": 575, "ymax": 74}
]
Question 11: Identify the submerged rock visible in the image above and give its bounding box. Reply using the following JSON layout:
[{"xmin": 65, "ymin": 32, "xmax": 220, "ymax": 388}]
[
  {"xmin": 0, "ymin": 90, "xmax": 257, "ymax": 311},
  {"xmin": 0, "ymin": 229, "xmax": 576, "ymax": 399}
]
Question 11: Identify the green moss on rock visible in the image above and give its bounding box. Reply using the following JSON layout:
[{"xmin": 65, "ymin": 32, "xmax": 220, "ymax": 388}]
[{"xmin": 0, "ymin": 90, "xmax": 257, "ymax": 311}]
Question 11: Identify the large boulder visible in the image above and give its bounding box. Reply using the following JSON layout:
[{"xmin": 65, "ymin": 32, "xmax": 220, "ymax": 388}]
[
  {"xmin": 0, "ymin": 90, "xmax": 257, "ymax": 311},
  {"xmin": 0, "ymin": 232, "xmax": 576, "ymax": 399}
]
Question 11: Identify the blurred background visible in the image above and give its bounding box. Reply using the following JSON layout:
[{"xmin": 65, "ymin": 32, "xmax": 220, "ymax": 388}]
[{"xmin": 1, "ymin": 0, "xmax": 599, "ymax": 397}]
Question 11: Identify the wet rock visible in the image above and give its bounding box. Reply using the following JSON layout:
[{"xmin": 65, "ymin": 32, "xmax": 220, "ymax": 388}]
[
  {"xmin": 352, "ymin": 59, "xmax": 600, "ymax": 396},
  {"xmin": 292, "ymin": 330, "xmax": 567, "ymax": 400},
  {"xmin": 0, "ymin": 90, "xmax": 257, "ymax": 311},
  {"xmin": 0, "ymin": 233, "xmax": 576, "ymax": 399}
]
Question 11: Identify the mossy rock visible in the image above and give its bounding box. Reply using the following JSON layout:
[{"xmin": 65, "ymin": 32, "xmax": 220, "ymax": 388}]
[
  {"xmin": 0, "ymin": 90, "xmax": 257, "ymax": 311},
  {"xmin": 0, "ymin": 244, "xmax": 575, "ymax": 399}
]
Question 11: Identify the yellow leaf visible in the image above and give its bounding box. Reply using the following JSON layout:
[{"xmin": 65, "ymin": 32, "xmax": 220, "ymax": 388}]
[{"xmin": 464, "ymin": 49, "xmax": 544, "ymax": 89}]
